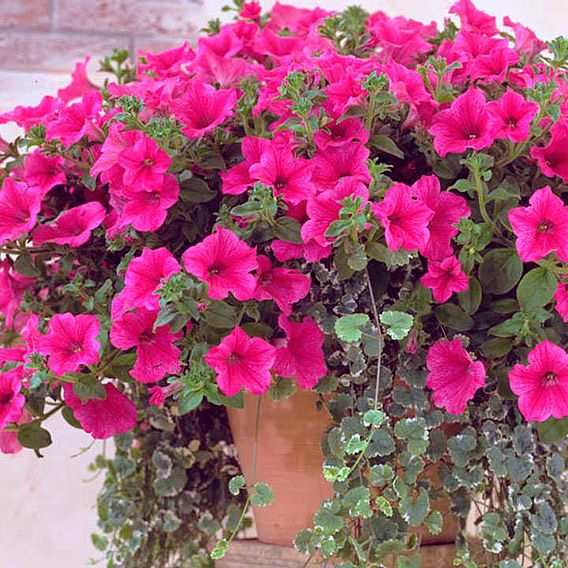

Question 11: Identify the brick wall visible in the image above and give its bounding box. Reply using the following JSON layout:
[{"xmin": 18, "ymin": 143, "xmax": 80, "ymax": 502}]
[{"xmin": 0, "ymin": 0, "xmax": 203, "ymax": 74}]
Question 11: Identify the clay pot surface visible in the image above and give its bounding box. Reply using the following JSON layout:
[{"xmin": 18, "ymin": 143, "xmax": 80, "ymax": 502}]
[{"xmin": 227, "ymin": 390, "xmax": 333, "ymax": 546}]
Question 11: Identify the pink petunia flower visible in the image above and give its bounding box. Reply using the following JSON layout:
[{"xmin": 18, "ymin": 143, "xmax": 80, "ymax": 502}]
[
  {"xmin": 0, "ymin": 368, "xmax": 25, "ymax": 430},
  {"xmin": 221, "ymin": 136, "xmax": 270, "ymax": 195},
  {"xmin": 487, "ymin": 90, "xmax": 538, "ymax": 144},
  {"xmin": 421, "ymin": 255, "xmax": 469, "ymax": 302},
  {"xmin": 0, "ymin": 179, "xmax": 42, "ymax": 245},
  {"xmin": 531, "ymin": 120, "xmax": 568, "ymax": 183},
  {"xmin": 429, "ymin": 87, "xmax": 495, "ymax": 157},
  {"xmin": 0, "ymin": 409, "xmax": 31, "ymax": 455},
  {"xmin": 508, "ymin": 186, "xmax": 568, "ymax": 263},
  {"xmin": 249, "ymin": 140, "xmax": 315, "ymax": 204},
  {"xmin": 110, "ymin": 307, "xmax": 181, "ymax": 384},
  {"xmin": 0, "ymin": 95, "xmax": 60, "ymax": 131},
  {"xmin": 0, "ymin": 259, "xmax": 35, "ymax": 329},
  {"xmin": 33, "ymin": 202, "xmax": 106, "ymax": 247},
  {"xmin": 311, "ymin": 142, "xmax": 371, "ymax": 191},
  {"xmin": 253, "ymin": 255, "xmax": 311, "ymax": 315},
  {"xmin": 426, "ymin": 339, "xmax": 486, "ymax": 415},
  {"xmin": 302, "ymin": 178, "xmax": 369, "ymax": 247},
  {"xmin": 372, "ymin": 183, "xmax": 433, "ymax": 251},
  {"xmin": 204, "ymin": 326, "xmax": 276, "ymax": 397},
  {"xmin": 470, "ymin": 47, "xmax": 520, "ymax": 84},
  {"xmin": 118, "ymin": 134, "xmax": 171, "ymax": 190},
  {"xmin": 171, "ymin": 80, "xmax": 236, "ymax": 139},
  {"xmin": 554, "ymin": 282, "xmax": 568, "ymax": 322},
  {"xmin": 46, "ymin": 91, "xmax": 102, "ymax": 146},
  {"xmin": 62, "ymin": 382, "xmax": 137, "ymax": 439},
  {"xmin": 412, "ymin": 175, "xmax": 470, "ymax": 260},
  {"xmin": 122, "ymin": 247, "xmax": 181, "ymax": 310},
  {"xmin": 271, "ymin": 238, "xmax": 331, "ymax": 263},
  {"xmin": 182, "ymin": 227, "xmax": 258, "ymax": 301},
  {"xmin": 449, "ymin": 0, "xmax": 498, "ymax": 36},
  {"xmin": 57, "ymin": 57, "xmax": 97, "ymax": 103},
  {"xmin": 23, "ymin": 151, "xmax": 67, "ymax": 196},
  {"xmin": 509, "ymin": 340, "xmax": 568, "ymax": 422},
  {"xmin": 313, "ymin": 118, "xmax": 369, "ymax": 151},
  {"xmin": 39, "ymin": 313, "xmax": 101, "ymax": 376},
  {"xmin": 273, "ymin": 316, "xmax": 327, "ymax": 389}
]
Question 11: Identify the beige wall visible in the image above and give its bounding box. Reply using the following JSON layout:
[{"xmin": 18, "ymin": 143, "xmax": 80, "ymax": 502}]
[{"xmin": 1, "ymin": 1, "xmax": 567, "ymax": 567}]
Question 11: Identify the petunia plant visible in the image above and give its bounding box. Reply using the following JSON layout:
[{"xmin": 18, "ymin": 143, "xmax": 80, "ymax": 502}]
[{"xmin": 1, "ymin": 0, "xmax": 568, "ymax": 566}]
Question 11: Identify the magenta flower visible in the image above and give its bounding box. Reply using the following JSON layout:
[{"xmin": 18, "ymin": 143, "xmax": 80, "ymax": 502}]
[
  {"xmin": 372, "ymin": 183, "xmax": 433, "ymax": 251},
  {"xmin": 249, "ymin": 140, "xmax": 315, "ymax": 204},
  {"xmin": 182, "ymin": 227, "xmax": 258, "ymax": 301},
  {"xmin": 110, "ymin": 307, "xmax": 181, "ymax": 384},
  {"xmin": 39, "ymin": 313, "xmax": 101, "ymax": 376},
  {"xmin": 0, "ymin": 259, "xmax": 34, "ymax": 329},
  {"xmin": 118, "ymin": 135, "xmax": 171, "ymax": 190},
  {"xmin": 23, "ymin": 151, "xmax": 66, "ymax": 196},
  {"xmin": 509, "ymin": 340, "xmax": 568, "ymax": 422},
  {"xmin": 171, "ymin": 80, "xmax": 236, "ymax": 139},
  {"xmin": 312, "ymin": 142, "xmax": 371, "ymax": 191},
  {"xmin": 221, "ymin": 136, "xmax": 270, "ymax": 195},
  {"xmin": 487, "ymin": 90, "xmax": 538, "ymax": 144},
  {"xmin": 117, "ymin": 174, "xmax": 180, "ymax": 233},
  {"xmin": 273, "ymin": 316, "xmax": 327, "ymax": 389},
  {"xmin": 412, "ymin": 175, "xmax": 470, "ymax": 260},
  {"xmin": 253, "ymin": 255, "xmax": 311, "ymax": 315},
  {"xmin": 421, "ymin": 255, "xmax": 469, "ymax": 303},
  {"xmin": 449, "ymin": 0, "xmax": 498, "ymax": 35},
  {"xmin": 531, "ymin": 120, "xmax": 568, "ymax": 183},
  {"xmin": 0, "ymin": 179, "xmax": 42, "ymax": 245},
  {"xmin": 554, "ymin": 282, "xmax": 568, "ymax": 322},
  {"xmin": 62, "ymin": 383, "xmax": 137, "ymax": 439},
  {"xmin": 303, "ymin": 178, "xmax": 369, "ymax": 247},
  {"xmin": 46, "ymin": 91, "xmax": 102, "ymax": 146},
  {"xmin": 204, "ymin": 326, "xmax": 276, "ymax": 397},
  {"xmin": 123, "ymin": 247, "xmax": 181, "ymax": 310},
  {"xmin": 426, "ymin": 339, "xmax": 486, "ymax": 415},
  {"xmin": 0, "ymin": 368, "xmax": 25, "ymax": 430},
  {"xmin": 429, "ymin": 88, "xmax": 495, "ymax": 157},
  {"xmin": 508, "ymin": 186, "xmax": 568, "ymax": 263},
  {"xmin": 33, "ymin": 202, "xmax": 106, "ymax": 247},
  {"xmin": 57, "ymin": 56, "xmax": 97, "ymax": 103}
]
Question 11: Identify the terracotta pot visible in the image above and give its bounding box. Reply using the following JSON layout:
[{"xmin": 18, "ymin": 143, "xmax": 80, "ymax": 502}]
[{"xmin": 227, "ymin": 390, "xmax": 333, "ymax": 546}]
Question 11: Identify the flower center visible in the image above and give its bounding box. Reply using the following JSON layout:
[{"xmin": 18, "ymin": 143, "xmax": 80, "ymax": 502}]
[
  {"xmin": 0, "ymin": 393, "xmax": 12, "ymax": 406},
  {"xmin": 537, "ymin": 219, "xmax": 554, "ymax": 233},
  {"xmin": 209, "ymin": 263, "xmax": 222, "ymax": 276},
  {"xmin": 505, "ymin": 119, "xmax": 518, "ymax": 129},
  {"xmin": 274, "ymin": 177, "xmax": 287, "ymax": 191},
  {"xmin": 143, "ymin": 158, "xmax": 155, "ymax": 168},
  {"xmin": 227, "ymin": 353, "xmax": 241, "ymax": 364},
  {"xmin": 543, "ymin": 371, "xmax": 558, "ymax": 385},
  {"xmin": 70, "ymin": 342, "xmax": 83, "ymax": 353}
]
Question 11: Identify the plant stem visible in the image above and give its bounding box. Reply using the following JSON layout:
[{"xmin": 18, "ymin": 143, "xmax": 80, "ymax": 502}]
[{"xmin": 365, "ymin": 267, "xmax": 384, "ymax": 409}]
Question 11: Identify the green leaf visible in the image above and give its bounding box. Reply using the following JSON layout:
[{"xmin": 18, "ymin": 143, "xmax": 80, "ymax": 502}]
[
  {"xmin": 314, "ymin": 505, "xmax": 344, "ymax": 534},
  {"xmin": 74, "ymin": 376, "xmax": 107, "ymax": 403},
  {"xmin": 435, "ymin": 304, "xmax": 474, "ymax": 331},
  {"xmin": 369, "ymin": 464, "xmax": 395, "ymax": 486},
  {"xmin": 61, "ymin": 406, "xmax": 82, "ymax": 429},
  {"xmin": 177, "ymin": 390, "xmax": 203, "ymax": 415},
  {"xmin": 374, "ymin": 135, "xmax": 404, "ymax": 159},
  {"xmin": 334, "ymin": 313, "xmax": 369, "ymax": 342},
  {"xmin": 400, "ymin": 488, "xmax": 430, "ymax": 526},
  {"xmin": 481, "ymin": 512, "xmax": 507, "ymax": 553},
  {"xmin": 179, "ymin": 177, "xmax": 217, "ymax": 203},
  {"xmin": 250, "ymin": 482, "xmax": 275, "ymax": 507},
  {"xmin": 91, "ymin": 534, "xmax": 109, "ymax": 552},
  {"xmin": 204, "ymin": 301, "xmax": 238, "ymax": 328},
  {"xmin": 458, "ymin": 276, "xmax": 482, "ymax": 315},
  {"xmin": 426, "ymin": 510, "xmax": 443, "ymax": 535},
  {"xmin": 380, "ymin": 310, "xmax": 413, "ymax": 340},
  {"xmin": 363, "ymin": 409, "xmax": 385, "ymax": 427},
  {"xmin": 531, "ymin": 502, "xmax": 558, "ymax": 535},
  {"xmin": 210, "ymin": 539, "xmax": 229, "ymax": 560},
  {"xmin": 479, "ymin": 248, "xmax": 523, "ymax": 294},
  {"xmin": 343, "ymin": 486, "xmax": 372, "ymax": 518},
  {"xmin": 15, "ymin": 253, "xmax": 40, "ymax": 277},
  {"xmin": 273, "ymin": 217, "xmax": 303, "ymax": 243},
  {"xmin": 268, "ymin": 377, "xmax": 297, "ymax": 401},
  {"xmin": 376, "ymin": 496, "xmax": 393, "ymax": 517},
  {"xmin": 536, "ymin": 417, "xmax": 568, "ymax": 444},
  {"xmin": 516, "ymin": 267, "xmax": 557, "ymax": 311},
  {"xmin": 229, "ymin": 475, "xmax": 246, "ymax": 496},
  {"xmin": 17, "ymin": 422, "xmax": 52, "ymax": 450},
  {"xmin": 153, "ymin": 466, "xmax": 187, "ymax": 497}
]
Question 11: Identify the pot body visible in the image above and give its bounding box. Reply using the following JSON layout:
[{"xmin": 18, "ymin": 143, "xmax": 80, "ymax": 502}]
[{"xmin": 227, "ymin": 390, "xmax": 333, "ymax": 546}]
